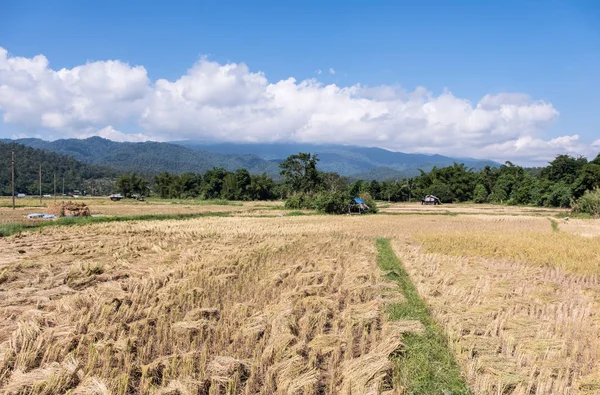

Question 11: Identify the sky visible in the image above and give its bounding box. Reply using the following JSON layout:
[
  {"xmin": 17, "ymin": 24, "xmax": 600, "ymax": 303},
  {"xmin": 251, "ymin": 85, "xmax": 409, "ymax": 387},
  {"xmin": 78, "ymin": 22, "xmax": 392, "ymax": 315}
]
[{"xmin": 1, "ymin": 0, "xmax": 599, "ymax": 165}]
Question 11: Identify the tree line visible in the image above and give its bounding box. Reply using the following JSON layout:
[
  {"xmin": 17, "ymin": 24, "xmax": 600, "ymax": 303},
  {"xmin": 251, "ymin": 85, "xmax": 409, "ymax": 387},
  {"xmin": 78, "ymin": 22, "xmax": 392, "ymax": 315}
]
[
  {"xmin": 111, "ymin": 151, "xmax": 600, "ymax": 212},
  {"xmin": 362, "ymin": 153, "xmax": 600, "ymax": 207}
]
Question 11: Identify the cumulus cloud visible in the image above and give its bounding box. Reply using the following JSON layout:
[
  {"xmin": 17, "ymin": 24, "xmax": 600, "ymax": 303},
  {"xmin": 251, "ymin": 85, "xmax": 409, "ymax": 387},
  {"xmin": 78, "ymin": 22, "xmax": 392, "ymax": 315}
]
[
  {"xmin": 0, "ymin": 46, "xmax": 595, "ymax": 164},
  {"xmin": 88, "ymin": 126, "xmax": 157, "ymax": 142},
  {"xmin": 593, "ymin": 139, "xmax": 600, "ymax": 148}
]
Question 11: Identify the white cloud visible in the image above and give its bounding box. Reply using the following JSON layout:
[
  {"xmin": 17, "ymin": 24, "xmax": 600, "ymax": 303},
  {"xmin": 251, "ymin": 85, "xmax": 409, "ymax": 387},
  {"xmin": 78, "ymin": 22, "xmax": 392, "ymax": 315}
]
[
  {"xmin": 593, "ymin": 139, "xmax": 600, "ymax": 148},
  {"xmin": 0, "ymin": 46, "xmax": 595, "ymax": 164},
  {"xmin": 316, "ymin": 69, "xmax": 322, "ymax": 75},
  {"xmin": 329, "ymin": 68, "xmax": 335, "ymax": 75},
  {"xmin": 90, "ymin": 126, "xmax": 157, "ymax": 142},
  {"xmin": 0, "ymin": 46, "xmax": 149, "ymax": 132}
]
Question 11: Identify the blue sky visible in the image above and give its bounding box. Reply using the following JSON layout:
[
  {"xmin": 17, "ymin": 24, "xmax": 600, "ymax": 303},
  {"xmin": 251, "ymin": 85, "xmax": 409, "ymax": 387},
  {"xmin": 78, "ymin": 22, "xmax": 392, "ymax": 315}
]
[{"xmin": 1, "ymin": 0, "xmax": 599, "ymax": 164}]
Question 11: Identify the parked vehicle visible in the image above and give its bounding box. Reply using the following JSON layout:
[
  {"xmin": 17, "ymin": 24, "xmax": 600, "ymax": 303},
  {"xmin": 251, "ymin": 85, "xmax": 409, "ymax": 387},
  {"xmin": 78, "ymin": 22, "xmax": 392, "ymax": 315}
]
[{"xmin": 109, "ymin": 193, "xmax": 124, "ymax": 201}]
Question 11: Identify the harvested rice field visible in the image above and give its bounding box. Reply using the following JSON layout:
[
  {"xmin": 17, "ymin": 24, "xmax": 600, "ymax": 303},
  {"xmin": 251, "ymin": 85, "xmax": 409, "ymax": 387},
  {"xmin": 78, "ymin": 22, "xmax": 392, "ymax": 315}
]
[{"xmin": 1, "ymin": 205, "xmax": 599, "ymax": 394}]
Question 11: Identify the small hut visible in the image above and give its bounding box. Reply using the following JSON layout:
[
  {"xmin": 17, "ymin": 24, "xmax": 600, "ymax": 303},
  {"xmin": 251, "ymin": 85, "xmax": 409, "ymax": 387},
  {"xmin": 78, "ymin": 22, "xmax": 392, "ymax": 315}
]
[
  {"xmin": 421, "ymin": 195, "xmax": 441, "ymax": 205},
  {"xmin": 348, "ymin": 198, "xmax": 370, "ymax": 214}
]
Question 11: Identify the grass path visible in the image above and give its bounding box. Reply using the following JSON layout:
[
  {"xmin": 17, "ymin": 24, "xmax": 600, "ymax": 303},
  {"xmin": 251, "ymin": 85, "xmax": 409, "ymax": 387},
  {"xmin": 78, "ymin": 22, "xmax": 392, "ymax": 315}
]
[{"xmin": 376, "ymin": 237, "xmax": 471, "ymax": 394}]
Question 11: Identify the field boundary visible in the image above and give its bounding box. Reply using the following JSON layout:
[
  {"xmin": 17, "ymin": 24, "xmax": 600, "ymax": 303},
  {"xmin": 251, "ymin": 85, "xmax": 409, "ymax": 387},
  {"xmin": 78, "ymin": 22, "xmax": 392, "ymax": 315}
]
[
  {"xmin": 0, "ymin": 212, "xmax": 231, "ymax": 237},
  {"xmin": 376, "ymin": 237, "xmax": 471, "ymax": 394}
]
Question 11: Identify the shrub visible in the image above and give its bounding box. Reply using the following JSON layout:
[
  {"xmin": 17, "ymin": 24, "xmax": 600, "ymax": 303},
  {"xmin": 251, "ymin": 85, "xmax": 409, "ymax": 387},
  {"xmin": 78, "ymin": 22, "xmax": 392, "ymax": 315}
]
[
  {"xmin": 473, "ymin": 184, "xmax": 488, "ymax": 203},
  {"xmin": 571, "ymin": 189, "xmax": 600, "ymax": 217},
  {"xmin": 314, "ymin": 191, "xmax": 350, "ymax": 214},
  {"xmin": 358, "ymin": 192, "xmax": 378, "ymax": 214},
  {"xmin": 546, "ymin": 183, "xmax": 573, "ymax": 208},
  {"xmin": 284, "ymin": 193, "xmax": 315, "ymax": 210},
  {"xmin": 284, "ymin": 191, "xmax": 377, "ymax": 215}
]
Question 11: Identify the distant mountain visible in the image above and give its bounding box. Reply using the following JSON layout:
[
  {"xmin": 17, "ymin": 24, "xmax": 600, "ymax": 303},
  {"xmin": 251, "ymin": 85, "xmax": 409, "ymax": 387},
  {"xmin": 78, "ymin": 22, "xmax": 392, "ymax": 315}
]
[
  {"xmin": 348, "ymin": 167, "xmax": 408, "ymax": 182},
  {"xmin": 3, "ymin": 137, "xmax": 281, "ymax": 177},
  {"xmin": 3, "ymin": 137, "xmax": 499, "ymax": 181},
  {"xmin": 175, "ymin": 141, "xmax": 499, "ymax": 177},
  {"xmin": 0, "ymin": 141, "xmax": 118, "ymax": 195}
]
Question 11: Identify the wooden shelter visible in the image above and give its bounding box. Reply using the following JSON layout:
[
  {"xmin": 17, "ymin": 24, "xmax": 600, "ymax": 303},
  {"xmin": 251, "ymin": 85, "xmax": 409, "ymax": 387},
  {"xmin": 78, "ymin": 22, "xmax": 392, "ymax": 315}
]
[{"xmin": 348, "ymin": 197, "xmax": 370, "ymax": 214}]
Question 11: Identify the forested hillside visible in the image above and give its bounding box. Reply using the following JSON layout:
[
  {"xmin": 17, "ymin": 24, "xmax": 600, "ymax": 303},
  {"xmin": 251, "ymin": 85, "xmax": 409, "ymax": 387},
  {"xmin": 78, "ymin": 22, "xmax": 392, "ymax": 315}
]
[
  {"xmin": 0, "ymin": 142, "xmax": 118, "ymax": 196},
  {"xmin": 4, "ymin": 137, "xmax": 498, "ymax": 179},
  {"xmin": 4, "ymin": 137, "xmax": 281, "ymax": 176},
  {"xmin": 176, "ymin": 141, "xmax": 499, "ymax": 176}
]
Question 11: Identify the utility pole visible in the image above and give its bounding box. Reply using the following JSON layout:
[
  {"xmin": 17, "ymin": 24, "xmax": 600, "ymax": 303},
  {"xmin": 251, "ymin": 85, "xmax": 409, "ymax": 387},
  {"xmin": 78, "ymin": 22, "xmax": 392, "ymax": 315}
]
[
  {"xmin": 62, "ymin": 176, "xmax": 65, "ymax": 197},
  {"xmin": 11, "ymin": 150, "xmax": 15, "ymax": 210},
  {"xmin": 39, "ymin": 163, "xmax": 42, "ymax": 205},
  {"xmin": 54, "ymin": 173, "xmax": 57, "ymax": 201}
]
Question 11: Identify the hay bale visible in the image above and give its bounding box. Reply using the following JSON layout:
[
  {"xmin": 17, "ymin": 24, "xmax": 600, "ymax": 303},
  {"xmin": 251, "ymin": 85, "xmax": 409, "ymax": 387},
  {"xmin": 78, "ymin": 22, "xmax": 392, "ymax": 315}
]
[
  {"xmin": 47, "ymin": 201, "xmax": 91, "ymax": 218},
  {"xmin": 62, "ymin": 201, "xmax": 91, "ymax": 217}
]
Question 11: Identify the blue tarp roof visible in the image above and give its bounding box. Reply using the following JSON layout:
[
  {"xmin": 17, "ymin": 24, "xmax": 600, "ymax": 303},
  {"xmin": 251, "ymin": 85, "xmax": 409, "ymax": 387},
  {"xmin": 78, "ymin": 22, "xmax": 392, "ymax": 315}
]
[{"xmin": 353, "ymin": 198, "xmax": 365, "ymax": 204}]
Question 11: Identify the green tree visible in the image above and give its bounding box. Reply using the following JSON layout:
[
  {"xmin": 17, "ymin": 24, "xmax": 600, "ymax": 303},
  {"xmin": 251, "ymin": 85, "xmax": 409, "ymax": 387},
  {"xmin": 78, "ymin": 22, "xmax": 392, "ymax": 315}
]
[
  {"xmin": 572, "ymin": 164, "xmax": 600, "ymax": 198},
  {"xmin": 116, "ymin": 174, "xmax": 133, "ymax": 197},
  {"xmin": 368, "ymin": 180, "xmax": 381, "ymax": 200},
  {"xmin": 428, "ymin": 182, "xmax": 454, "ymax": 203},
  {"xmin": 235, "ymin": 169, "xmax": 252, "ymax": 200},
  {"xmin": 541, "ymin": 154, "xmax": 587, "ymax": 184},
  {"xmin": 221, "ymin": 173, "xmax": 238, "ymax": 200},
  {"xmin": 116, "ymin": 173, "xmax": 148, "ymax": 197},
  {"xmin": 279, "ymin": 153, "xmax": 324, "ymax": 194},
  {"xmin": 323, "ymin": 172, "xmax": 347, "ymax": 193},
  {"xmin": 247, "ymin": 173, "xmax": 275, "ymax": 200},
  {"xmin": 154, "ymin": 172, "xmax": 175, "ymax": 198},
  {"xmin": 473, "ymin": 184, "xmax": 488, "ymax": 203},
  {"xmin": 201, "ymin": 167, "xmax": 227, "ymax": 199}
]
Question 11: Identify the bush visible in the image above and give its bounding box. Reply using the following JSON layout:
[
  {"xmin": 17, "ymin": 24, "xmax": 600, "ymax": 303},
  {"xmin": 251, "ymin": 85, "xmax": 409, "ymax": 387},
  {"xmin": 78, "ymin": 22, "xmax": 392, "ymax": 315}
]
[
  {"xmin": 473, "ymin": 184, "xmax": 488, "ymax": 203},
  {"xmin": 284, "ymin": 193, "xmax": 315, "ymax": 210},
  {"xmin": 358, "ymin": 192, "xmax": 378, "ymax": 214},
  {"xmin": 545, "ymin": 183, "xmax": 572, "ymax": 208},
  {"xmin": 284, "ymin": 191, "xmax": 377, "ymax": 215},
  {"xmin": 571, "ymin": 189, "xmax": 600, "ymax": 217},
  {"xmin": 314, "ymin": 191, "xmax": 350, "ymax": 214}
]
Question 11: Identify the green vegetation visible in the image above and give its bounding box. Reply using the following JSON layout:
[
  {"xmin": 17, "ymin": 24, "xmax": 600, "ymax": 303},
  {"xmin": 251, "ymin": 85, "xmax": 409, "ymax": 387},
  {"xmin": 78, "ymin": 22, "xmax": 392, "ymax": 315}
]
[
  {"xmin": 284, "ymin": 210, "xmax": 305, "ymax": 216},
  {"xmin": 366, "ymin": 154, "xmax": 600, "ymax": 208},
  {"xmin": 5, "ymin": 137, "xmax": 599, "ymax": 211},
  {"xmin": 376, "ymin": 238, "xmax": 470, "ymax": 394},
  {"xmin": 152, "ymin": 168, "xmax": 276, "ymax": 201},
  {"xmin": 279, "ymin": 153, "xmax": 378, "ymax": 214},
  {"xmin": 0, "ymin": 141, "xmax": 117, "ymax": 196},
  {"xmin": 6, "ymin": 136, "xmax": 281, "ymax": 176},
  {"xmin": 550, "ymin": 219, "xmax": 560, "ymax": 232},
  {"xmin": 571, "ymin": 188, "xmax": 600, "ymax": 217},
  {"xmin": 0, "ymin": 212, "xmax": 230, "ymax": 237},
  {"xmin": 165, "ymin": 198, "xmax": 243, "ymax": 206}
]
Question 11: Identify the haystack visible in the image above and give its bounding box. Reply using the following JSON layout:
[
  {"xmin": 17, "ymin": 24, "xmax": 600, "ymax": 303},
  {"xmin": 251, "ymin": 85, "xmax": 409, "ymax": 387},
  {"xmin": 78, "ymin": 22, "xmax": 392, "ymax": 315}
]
[{"xmin": 47, "ymin": 201, "xmax": 91, "ymax": 218}]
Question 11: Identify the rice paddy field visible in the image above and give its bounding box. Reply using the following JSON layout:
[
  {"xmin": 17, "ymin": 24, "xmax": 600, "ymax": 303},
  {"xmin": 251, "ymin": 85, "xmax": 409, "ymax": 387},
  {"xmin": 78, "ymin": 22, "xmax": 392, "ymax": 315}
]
[{"xmin": 0, "ymin": 199, "xmax": 599, "ymax": 394}]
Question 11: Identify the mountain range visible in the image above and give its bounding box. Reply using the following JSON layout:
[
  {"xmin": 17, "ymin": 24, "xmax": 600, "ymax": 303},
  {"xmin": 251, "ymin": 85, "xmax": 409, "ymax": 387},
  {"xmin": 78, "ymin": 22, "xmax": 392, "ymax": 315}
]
[{"xmin": 2, "ymin": 137, "xmax": 499, "ymax": 180}]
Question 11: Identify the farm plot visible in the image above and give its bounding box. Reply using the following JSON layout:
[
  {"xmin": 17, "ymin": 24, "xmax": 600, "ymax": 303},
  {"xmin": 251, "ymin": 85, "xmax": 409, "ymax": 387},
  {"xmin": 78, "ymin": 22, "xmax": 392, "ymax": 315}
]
[
  {"xmin": 386, "ymin": 215, "xmax": 600, "ymax": 394},
  {"xmin": 0, "ymin": 217, "xmax": 415, "ymax": 394},
  {"xmin": 1, "ymin": 210, "xmax": 599, "ymax": 394}
]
